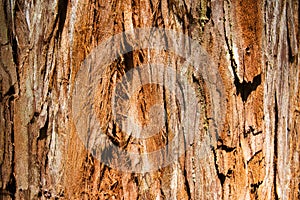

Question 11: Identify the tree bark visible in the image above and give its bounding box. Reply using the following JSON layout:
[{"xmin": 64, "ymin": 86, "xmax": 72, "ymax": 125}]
[{"xmin": 0, "ymin": 0, "xmax": 299, "ymax": 199}]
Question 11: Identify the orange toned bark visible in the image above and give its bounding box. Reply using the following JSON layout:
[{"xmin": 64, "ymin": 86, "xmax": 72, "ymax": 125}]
[{"xmin": 0, "ymin": 0, "xmax": 299, "ymax": 199}]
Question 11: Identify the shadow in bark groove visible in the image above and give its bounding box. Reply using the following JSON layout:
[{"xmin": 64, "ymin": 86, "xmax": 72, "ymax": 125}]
[
  {"xmin": 217, "ymin": 139, "xmax": 236, "ymax": 152},
  {"xmin": 57, "ymin": 0, "xmax": 68, "ymax": 37},
  {"xmin": 234, "ymin": 73, "xmax": 262, "ymax": 102},
  {"xmin": 211, "ymin": 146, "xmax": 226, "ymax": 186}
]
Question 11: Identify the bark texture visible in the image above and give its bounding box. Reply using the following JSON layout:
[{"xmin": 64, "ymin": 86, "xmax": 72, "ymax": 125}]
[{"xmin": 0, "ymin": 0, "xmax": 299, "ymax": 199}]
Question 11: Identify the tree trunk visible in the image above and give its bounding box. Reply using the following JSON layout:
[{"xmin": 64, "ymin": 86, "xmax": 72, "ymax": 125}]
[{"xmin": 0, "ymin": 0, "xmax": 299, "ymax": 199}]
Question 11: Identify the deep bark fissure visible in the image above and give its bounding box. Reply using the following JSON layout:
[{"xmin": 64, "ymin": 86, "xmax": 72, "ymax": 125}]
[
  {"xmin": 223, "ymin": 1, "xmax": 263, "ymax": 103},
  {"xmin": 162, "ymin": 85, "xmax": 169, "ymax": 145},
  {"xmin": 217, "ymin": 140, "xmax": 236, "ymax": 153},
  {"xmin": 183, "ymin": 167, "xmax": 191, "ymax": 199},
  {"xmin": 211, "ymin": 146, "xmax": 225, "ymax": 187},
  {"xmin": 7, "ymin": 96, "xmax": 16, "ymax": 200},
  {"xmin": 38, "ymin": 114, "xmax": 49, "ymax": 140},
  {"xmin": 224, "ymin": 21, "xmax": 262, "ymax": 102},
  {"xmin": 57, "ymin": 0, "xmax": 68, "ymax": 38}
]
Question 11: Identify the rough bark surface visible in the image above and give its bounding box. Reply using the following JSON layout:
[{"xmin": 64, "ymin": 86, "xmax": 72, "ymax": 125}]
[{"xmin": 0, "ymin": 0, "xmax": 299, "ymax": 199}]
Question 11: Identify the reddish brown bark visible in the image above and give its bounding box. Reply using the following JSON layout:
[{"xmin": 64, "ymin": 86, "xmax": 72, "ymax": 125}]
[{"xmin": 0, "ymin": 0, "xmax": 299, "ymax": 199}]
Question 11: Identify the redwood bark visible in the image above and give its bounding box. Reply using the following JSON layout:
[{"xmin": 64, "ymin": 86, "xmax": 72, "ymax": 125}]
[{"xmin": 0, "ymin": 0, "xmax": 299, "ymax": 199}]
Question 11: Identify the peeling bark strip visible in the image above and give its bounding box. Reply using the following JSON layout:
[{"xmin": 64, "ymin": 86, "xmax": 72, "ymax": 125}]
[{"xmin": 0, "ymin": 0, "xmax": 299, "ymax": 200}]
